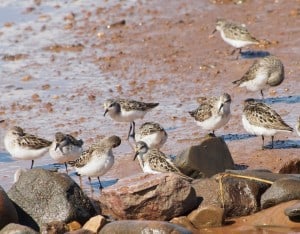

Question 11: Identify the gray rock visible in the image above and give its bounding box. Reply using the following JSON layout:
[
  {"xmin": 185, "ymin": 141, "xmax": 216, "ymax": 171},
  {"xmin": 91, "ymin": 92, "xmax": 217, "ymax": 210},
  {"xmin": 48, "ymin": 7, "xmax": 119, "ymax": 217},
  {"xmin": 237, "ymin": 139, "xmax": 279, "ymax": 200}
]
[
  {"xmin": 0, "ymin": 186, "xmax": 18, "ymax": 229},
  {"xmin": 174, "ymin": 135, "xmax": 234, "ymax": 178},
  {"xmin": 0, "ymin": 223, "xmax": 38, "ymax": 234},
  {"xmin": 99, "ymin": 220, "xmax": 192, "ymax": 234},
  {"xmin": 99, "ymin": 173, "xmax": 198, "ymax": 221},
  {"xmin": 8, "ymin": 168, "xmax": 97, "ymax": 231},
  {"xmin": 261, "ymin": 177, "xmax": 300, "ymax": 209},
  {"xmin": 284, "ymin": 201, "xmax": 300, "ymax": 221}
]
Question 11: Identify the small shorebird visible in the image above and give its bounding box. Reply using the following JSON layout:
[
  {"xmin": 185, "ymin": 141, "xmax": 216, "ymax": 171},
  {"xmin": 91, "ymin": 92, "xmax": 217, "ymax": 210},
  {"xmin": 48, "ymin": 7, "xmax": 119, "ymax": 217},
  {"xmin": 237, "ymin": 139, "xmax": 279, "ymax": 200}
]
[
  {"xmin": 212, "ymin": 18, "xmax": 259, "ymax": 58},
  {"xmin": 189, "ymin": 93, "xmax": 232, "ymax": 135},
  {"xmin": 135, "ymin": 122, "xmax": 168, "ymax": 149},
  {"xmin": 134, "ymin": 141, "xmax": 190, "ymax": 180},
  {"xmin": 69, "ymin": 135, "xmax": 121, "ymax": 190},
  {"xmin": 233, "ymin": 55, "xmax": 284, "ymax": 98},
  {"xmin": 4, "ymin": 126, "xmax": 52, "ymax": 169},
  {"xmin": 242, "ymin": 99, "xmax": 293, "ymax": 149},
  {"xmin": 103, "ymin": 98, "xmax": 159, "ymax": 139},
  {"xmin": 296, "ymin": 117, "xmax": 300, "ymax": 137},
  {"xmin": 49, "ymin": 132, "xmax": 84, "ymax": 173}
]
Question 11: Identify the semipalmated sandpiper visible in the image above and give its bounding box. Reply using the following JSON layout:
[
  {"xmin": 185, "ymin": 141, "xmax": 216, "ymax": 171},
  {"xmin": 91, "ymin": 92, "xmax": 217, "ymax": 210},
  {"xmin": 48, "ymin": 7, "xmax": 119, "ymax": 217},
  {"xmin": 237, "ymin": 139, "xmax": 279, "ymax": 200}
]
[
  {"xmin": 213, "ymin": 18, "xmax": 259, "ymax": 58},
  {"xmin": 189, "ymin": 93, "xmax": 232, "ymax": 135},
  {"xmin": 233, "ymin": 55, "xmax": 284, "ymax": 98},
  {"xmin": 242, "ymin": 99, "xmax": 293, "ymax": 149},
  {"xmin": 104, "ymin": 98, "xmax": 159, "ymax": 139},
  {"xmin": 69, "ymin": 135, "xmax": 121, "ymax": 190},
  {"xmin": 134, "ymin": 141, "xmax": 190, "ymax": 179},
  {"xmin": 49, "ymin": 132, "xmax": 84, "ymax": 173},
  {"xmin": 4, "ymin": 126, "xmax": 52, "ymax": 169},
  {"xmin": 135, "ymin": 122, "xmax": 168, "ymax": 149}
]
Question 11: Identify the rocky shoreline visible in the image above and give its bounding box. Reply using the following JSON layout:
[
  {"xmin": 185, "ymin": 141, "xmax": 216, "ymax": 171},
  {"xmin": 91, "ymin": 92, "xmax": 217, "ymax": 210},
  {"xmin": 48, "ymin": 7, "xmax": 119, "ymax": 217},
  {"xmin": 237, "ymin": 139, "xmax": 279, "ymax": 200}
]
[{"xmin": 1, "ymin": 136, "xmax": 300, "ymax": 233}]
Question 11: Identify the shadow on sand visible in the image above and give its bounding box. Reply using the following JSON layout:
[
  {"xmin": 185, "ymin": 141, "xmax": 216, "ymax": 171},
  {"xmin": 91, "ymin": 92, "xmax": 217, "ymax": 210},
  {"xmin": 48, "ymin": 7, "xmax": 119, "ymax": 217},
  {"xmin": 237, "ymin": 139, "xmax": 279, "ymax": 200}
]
[
  {"xmin": 265, "ymin": 139, "xmax": 300, "ymax": 149},
  {"xmin": 256, "ymin": 95, "xmax": 300, "ymax": 105},
  {"xmin": 240, "ymin": 50, "xmax": 270, "ymax": 59}
]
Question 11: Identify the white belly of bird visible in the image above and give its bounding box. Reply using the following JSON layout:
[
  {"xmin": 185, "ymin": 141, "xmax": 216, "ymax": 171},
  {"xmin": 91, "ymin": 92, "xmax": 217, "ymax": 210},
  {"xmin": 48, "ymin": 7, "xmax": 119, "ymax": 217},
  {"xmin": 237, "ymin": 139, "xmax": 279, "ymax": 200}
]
[
  {"xmin": 221, "ymin": 32, "xmax": 255, "ymax": 48},
  {"xmin": 197, "ymin": 114, "xmax": 231, "ymax": 131},
  {"xmin": 75, "ymin": 153, "xmax": 114, "ymax": 177},
  {"xmin": 49, "ymin": 143, "xmax": 82, "ymax": 163},
  {"xmin": 242, "ymin": 115, "xmax": 278, "ymax": 136},
  {"xmin": 143, "ymin": 161, "xmax": 161, "ymax": 174},
  {"xmin": 135, "ymin": 132, "xmax": 167, "ymax": 149},
  {"xmin": 240, "ymin": 72, "xmax": 268, "ymax": 92},
  {"xmin": 111, "ymin": 110, "xmax": 147, "ymax": 122},
  {"xmin": 5, "ymin": 142, "xmax": 49, "ymax": 160}
]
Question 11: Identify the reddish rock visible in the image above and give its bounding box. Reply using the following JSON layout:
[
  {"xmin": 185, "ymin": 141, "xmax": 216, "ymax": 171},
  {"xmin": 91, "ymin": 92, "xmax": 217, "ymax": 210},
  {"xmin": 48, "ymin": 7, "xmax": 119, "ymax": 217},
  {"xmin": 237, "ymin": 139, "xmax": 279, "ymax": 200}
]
[
  {"xmin": 192, "ymin": 178, "xmax": 222, "ymax": 207},
  {"xmin": 235, "ymin": 200, "xmax": 300, "ymax": 228},
  {"xmin": 99, "ymin": 220, "xmax": 192, "ymax": 234},
  {"xmin": 99, "ymin": 173, "xmax": 198, "ymax": 220},
  {"xmin": 0, "ymin": 186, "xmax": 18, "ymax": 229}
]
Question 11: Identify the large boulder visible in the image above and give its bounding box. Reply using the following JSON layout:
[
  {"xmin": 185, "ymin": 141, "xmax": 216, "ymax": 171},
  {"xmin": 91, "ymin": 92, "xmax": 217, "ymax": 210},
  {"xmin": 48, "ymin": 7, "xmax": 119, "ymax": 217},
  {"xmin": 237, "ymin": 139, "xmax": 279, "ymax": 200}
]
[
  {"xmin": 8, "ymin": 168, "xmax": 97, "ymax": 231},
  {"xmin": 174, "ymin": 135, "xmax": 234, "ymax": 178},
  {"xmin": 99, "ymin": 220, "xmax": 192, "ymax": 234},
  {"xmin": 261, "ymin": 177, "xmax": 300, "ymax": 209},
  {"xmin": 99, "ymin": 173, "xmax": 198, "ymax": 220},
  {"xmin": 0, "ymin": 186, "xmax": 18, "ymax": 229},
  {"xmin": 220, "ymin": 175, "xmax": 270, "ymax": 217}
]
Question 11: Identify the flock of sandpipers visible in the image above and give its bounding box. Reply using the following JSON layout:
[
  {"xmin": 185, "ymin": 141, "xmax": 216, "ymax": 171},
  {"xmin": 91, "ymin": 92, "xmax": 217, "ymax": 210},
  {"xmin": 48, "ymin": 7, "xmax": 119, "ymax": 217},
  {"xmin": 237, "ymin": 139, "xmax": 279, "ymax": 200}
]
[{"xmin": 3, "ymin": 19, "xmax": 300, "ymax": 191}]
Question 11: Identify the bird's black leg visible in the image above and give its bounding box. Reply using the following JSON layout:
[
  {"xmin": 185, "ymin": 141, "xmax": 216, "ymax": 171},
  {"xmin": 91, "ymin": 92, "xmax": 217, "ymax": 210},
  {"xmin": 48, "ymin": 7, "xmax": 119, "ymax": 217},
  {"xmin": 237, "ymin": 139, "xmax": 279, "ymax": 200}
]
[
  {"xmin": 261, "ymin": 135, "xmax": 265, "ymax": 149},
  {"xmin": 127, "ymin": 123, "xmax": 133, "ymax": 140},
  {"xmin": 235, "ymin": 48, "xmax": 242, "ymax": 60},
  {"xmin": 64, "ymin": 162, "xmax": 68, "ymax": 174},
  {"xmin": 131, "ymin": 121, "xmax": 136, "ymax": 139},
  {"xmin": 271, "ymin": 136, "xmax": 274, "ymax": 149},
  {"xmin": 97, "ymin": 177, "xmax": 104, "ymax": 190},
  {"xmin": 260, "ymin": 90, "xmax": 264, "ymax": 100},
  {"xmin": 88, "ymin": 177, "xmax": 94, "ymax": 193},
  {"xmin": 30, "ymin": 160, "xmax": 34, "ymax": 169},
  {"xmin": 231, "ymin": 48, "xmax": 237, "ymax": 55}
]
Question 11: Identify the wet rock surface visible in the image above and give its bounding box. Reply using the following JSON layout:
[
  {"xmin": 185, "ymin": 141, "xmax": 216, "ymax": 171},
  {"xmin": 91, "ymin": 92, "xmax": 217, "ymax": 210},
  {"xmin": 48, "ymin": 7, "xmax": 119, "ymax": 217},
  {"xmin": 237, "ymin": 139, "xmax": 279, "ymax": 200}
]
[
  {"xmin": 261, "ymin": 177, "xmax": 300, "ymax": 209},
  {"xmin": 221, "ymin": 176, "xmax": 270, "ymax": 217},
  {"xmin": 284, "ymin": 201, "xmax": 300, "ymax": 221},
  {"xmin": 7, "ymin": 168, "xmax": 97, "ymax": 231},
  {"xmin": 174, "ymin": 135, "xmax": 235, "ymax": 178},
  {"xmin": 187, "ymin": 205, "xmax": 225, "ymax": 228},
  {"xmin": 99, "ymin": 220, "xmax": 192, "ymax": 234},
  {"xmin": 99, "ymin": 173, "xmax": 198, "ymax": 221},
  {"xmin": 0, "ymin": 186, "xmax": 18, "ymax": 229}
]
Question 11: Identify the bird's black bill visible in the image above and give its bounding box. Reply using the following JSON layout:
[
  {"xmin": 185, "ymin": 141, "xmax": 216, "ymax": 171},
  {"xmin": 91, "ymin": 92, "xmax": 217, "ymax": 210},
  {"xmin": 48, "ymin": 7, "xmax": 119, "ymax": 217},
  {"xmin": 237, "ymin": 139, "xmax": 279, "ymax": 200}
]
[
  {"xmin": 133, "ymin": 151, "xmax": 139, "ymax": 161},
  {"xmin": 104, "ymin": 109, "xmax": 108, "ymax": 116}
]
